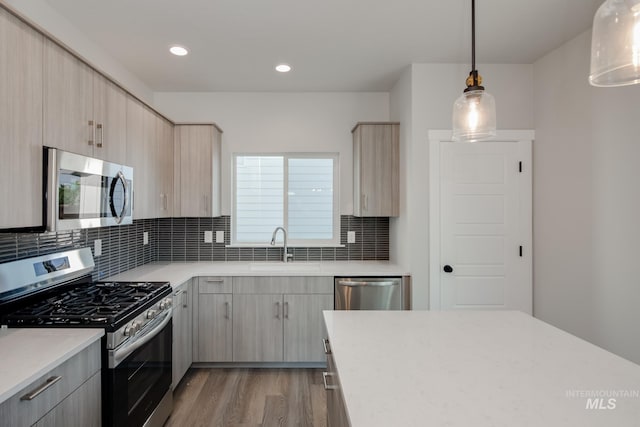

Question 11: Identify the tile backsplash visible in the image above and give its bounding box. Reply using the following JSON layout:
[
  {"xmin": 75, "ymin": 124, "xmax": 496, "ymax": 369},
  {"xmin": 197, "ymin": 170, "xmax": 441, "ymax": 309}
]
[
  {"xmin": 0, "ymin": 219, "xmax": 157, "ymax": 280},
  {"xmin": 0, "ymin": 215, "xmax": 389, "ymax": 279},
  {"xmin": 157, "ymin": 215, "xmax": 389, "ymax": 262}
]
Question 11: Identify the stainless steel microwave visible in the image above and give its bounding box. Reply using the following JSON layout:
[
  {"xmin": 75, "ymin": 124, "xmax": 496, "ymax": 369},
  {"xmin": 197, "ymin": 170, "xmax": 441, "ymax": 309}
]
[{"xmin": 45, "ymin": 147, "xmax": 133, "ymax": 231}]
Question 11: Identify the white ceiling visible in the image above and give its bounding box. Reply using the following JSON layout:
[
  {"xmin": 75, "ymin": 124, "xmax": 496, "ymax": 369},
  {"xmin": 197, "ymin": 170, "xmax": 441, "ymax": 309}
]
[{"xmin": 43, "ymin": 0, "xmax": 602, "ymax": 92}]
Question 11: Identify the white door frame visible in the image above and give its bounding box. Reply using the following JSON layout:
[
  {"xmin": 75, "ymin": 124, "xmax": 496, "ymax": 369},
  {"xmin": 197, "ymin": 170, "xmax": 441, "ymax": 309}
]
[{"xmin": 428, "ymin": 130, "xmax": 534, "ymax": 311}]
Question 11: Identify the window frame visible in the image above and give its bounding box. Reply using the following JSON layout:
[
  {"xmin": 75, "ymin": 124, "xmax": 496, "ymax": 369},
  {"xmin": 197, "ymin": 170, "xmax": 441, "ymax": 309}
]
[{"xmin": 231, "ymin": 152, "xmax": 340, "ymax": 247}]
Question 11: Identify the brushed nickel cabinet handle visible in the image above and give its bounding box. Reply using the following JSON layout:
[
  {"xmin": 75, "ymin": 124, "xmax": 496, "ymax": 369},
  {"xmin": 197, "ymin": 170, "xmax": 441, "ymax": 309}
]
[
  {"xmin": 322, "ymin": 338, "xmax": 331, "ymax": 355},
  {"xmin": 322, "ymin": 372, "xmax": 338, "ymax": 390},
  {"xmin": 21, "ymin": 376, "xmax": 62, "ymax": 401},
  {"xmin": 183, "ymin": 290, "xmax": 188, "ymax": 308},
  {"xmin": 275, "ymin": 301, "xmax": 280, "ymax": 319},
  {"xmin": 88, "ymin": 120, "xmax": 95, "ymax": 146},
  {"xmin": 96, "ymin": 123, "xmax": 104, "ymax": 147},
  {"xmin": 206, "ymin": 279, "xmax": 224, "ymax": 284},
  {"xmin": 225, "ymin": 301, "xmax": 230, "ymax": 319}
]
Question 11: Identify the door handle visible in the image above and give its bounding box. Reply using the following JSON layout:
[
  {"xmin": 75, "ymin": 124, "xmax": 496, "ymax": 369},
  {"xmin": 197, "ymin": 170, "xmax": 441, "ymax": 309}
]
[
  {"xmin": 443, "ymin": 265, "xmax": 453, "ymax": 273},
  {"xmin": 275, "ymin": 301, "xmax": 280, "ymax": 319}
]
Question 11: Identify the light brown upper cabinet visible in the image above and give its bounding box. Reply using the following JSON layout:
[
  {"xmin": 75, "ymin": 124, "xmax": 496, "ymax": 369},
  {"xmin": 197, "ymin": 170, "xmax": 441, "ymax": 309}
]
[
  {"xmin": 44, "ymin": 39, "xmax": 127, "ymax": 163},
  {"xmin": 174, "ymin": 124, "xmax": 222, "ymax": 217},
  {"xmin": 0, "ymin": 8, "xmax": 44, "ymax": 229},
  {"xmin": 157, "ymin": 116, "xmax": 174, "ymax": 218},
  {"xmin": 92, "ymin": 74, "xmax": 127, "ymax": 164},
  {"xmin": 126, "ymin": 98, "xmax": 173, "ymax": 220},
  {"xmin": 352, "ymin": 122, "xmax": 400, "ymax": 217}
]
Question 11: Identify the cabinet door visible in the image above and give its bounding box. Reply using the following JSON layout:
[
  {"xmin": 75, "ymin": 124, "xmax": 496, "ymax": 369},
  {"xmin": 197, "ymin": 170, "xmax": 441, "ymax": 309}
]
[
  {"xmin": 233, "ymin": 294, "xmax": 283, "ymax": 362},
  {"xmin": 33, "ymin": 372, "xmax": 101, "ymax": 427},
  {"xmin": 157, "ymin": 116, "xmax": 174, "ymax": 217},
  {"xmin": 175, "ymin": 125, "xmax": 213, "ymax": 217},
  {"xmin": 172, "ymin": 282, "xmax": 193, "ymax": 387},
  {"xmin": 93, "ymin": 74, "xmax": 127, "ymax": 163},
  {"xmin": 126, "ymin": 97, "xmax": 158, "ymax": 219},
  {"xmin": 326, "ymin": 352, "xmax": 349, "ymax": 427},
  {"xmin": 354, "ymin": 123, "xmax": 399, "ymax": 217},
  {"xmin": 43, "ymin": 39, "xmax": 94, "ymax": 157},
  {"xmin": 0, "ymin": 8, "xmax": 43, "ymax": 229},
  {"xmin": 284, "ymin": 294, "xmax": 334, "ymax": 362},
  {"xmin": 197, "ymin": 293, "xmax": 233, "ymax": 362}
]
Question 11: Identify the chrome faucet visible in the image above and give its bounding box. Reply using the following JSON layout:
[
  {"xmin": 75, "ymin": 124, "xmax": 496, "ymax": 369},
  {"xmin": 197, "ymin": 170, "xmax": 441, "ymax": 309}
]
[{"xmin": 270, "ymin": 226, "xmax": 293, "ymax": 262}]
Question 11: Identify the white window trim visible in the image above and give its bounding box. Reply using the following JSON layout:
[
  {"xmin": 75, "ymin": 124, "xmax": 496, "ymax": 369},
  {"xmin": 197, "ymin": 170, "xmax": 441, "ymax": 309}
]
[{"xmin": 231, "ymin": 152, "xmax": 340, "ymax": 247}]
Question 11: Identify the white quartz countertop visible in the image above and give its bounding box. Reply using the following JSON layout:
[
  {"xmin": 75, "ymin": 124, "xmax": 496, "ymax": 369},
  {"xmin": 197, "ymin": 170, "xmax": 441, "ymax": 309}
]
[
  {"xmin": 323, "ymin": 310, "xmax": 640, "ymax": 427},
  {"xmin": 0, "ymin": 328, "xmax": 104, "ymax": 404},
  {"xmin": 107, "ymin": 261, "xmax": 409, "ymax": 288}
]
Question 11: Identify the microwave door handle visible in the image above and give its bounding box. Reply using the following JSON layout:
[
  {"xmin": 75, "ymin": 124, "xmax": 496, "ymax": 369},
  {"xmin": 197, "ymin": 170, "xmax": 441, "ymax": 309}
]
[{"xmin": 109, "ymin": 171, "xmax": 129, "ymax": 224}]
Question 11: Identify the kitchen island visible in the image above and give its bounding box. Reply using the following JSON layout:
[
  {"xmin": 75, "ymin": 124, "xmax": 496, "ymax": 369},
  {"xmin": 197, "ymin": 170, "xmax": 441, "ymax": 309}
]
[{"xmin": 323, "ymin": 310, "xmax": 640, "ymax": 427}]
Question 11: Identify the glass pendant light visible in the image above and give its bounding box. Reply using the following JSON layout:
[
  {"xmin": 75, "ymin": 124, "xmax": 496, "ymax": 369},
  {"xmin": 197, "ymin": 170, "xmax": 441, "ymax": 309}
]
[
  {"xmin": 452, "ymin": 0, "xmax": 496, "ymax": 142},
  {"xmin": 590, "ymin": 0, "xmax": 640, "ymax": 86}
]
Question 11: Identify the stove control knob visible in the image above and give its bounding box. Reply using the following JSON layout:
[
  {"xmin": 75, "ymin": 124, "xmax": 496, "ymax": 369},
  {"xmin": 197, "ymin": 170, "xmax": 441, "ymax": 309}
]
[
  {"xmin": 165, "ymin": 298, "xmax": 172, "ymax": 308},
  {"xmin": 146, "ymin": 310, "xmax": 157, "ymax": 320},
  {"xmin": 159, "ymin": 298, "xmax": 172, "ymax": 310},
  {"xmin": 159, "ymin": 301, "xmax": 167, "ymax": 310},
  {"xmin": 124, "ymin": 323, "xmax": 136, "ymax": 337}
]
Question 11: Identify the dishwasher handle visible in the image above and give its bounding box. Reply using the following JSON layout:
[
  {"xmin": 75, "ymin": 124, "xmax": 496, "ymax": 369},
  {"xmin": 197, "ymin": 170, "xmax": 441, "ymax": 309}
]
[{"xmin": 336, "ymin": 279, "xmax": 401, "ymax": 287}]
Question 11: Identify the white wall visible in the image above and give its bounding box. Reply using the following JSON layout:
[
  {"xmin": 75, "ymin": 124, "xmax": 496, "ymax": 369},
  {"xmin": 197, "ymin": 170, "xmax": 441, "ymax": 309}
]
[
  {"xmin": 389, "ymin": 68, "xmax": 412, "ymax": 275},
  {"xmin": 533, "ymin": 30, "xmax": 640, "ymax": 364},
  {"xmin": 390, "ymin": 63, "xmax": 534, "ymax": 309},
  {"xmin": 154, "ymin": 92, "xmax": 390, "ymax": 216},
  {"xmin": 1, "ymin": 0, "xmax": 153, "ymax": 102}
]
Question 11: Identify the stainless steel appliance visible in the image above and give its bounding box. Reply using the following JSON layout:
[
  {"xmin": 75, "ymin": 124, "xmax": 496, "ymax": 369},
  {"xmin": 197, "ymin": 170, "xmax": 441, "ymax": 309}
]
[
  {"xmin": 334, "ymin": 277, "xmax": 411, "ymax": 310},
  {"xmin": 0, "ymin": 248, "xmax": 173, "ymax": 427},
  {"xmin": 44, "ymin": 147, "xmax": 133, "ymax": 231}
]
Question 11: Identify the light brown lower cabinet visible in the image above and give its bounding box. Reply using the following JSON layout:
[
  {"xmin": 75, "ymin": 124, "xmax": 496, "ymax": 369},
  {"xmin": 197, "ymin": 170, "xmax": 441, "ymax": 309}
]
[
  {"xmin": 232, "ymin": 276, "xmax": 333, "ymax": 363},
  {"xmin": 325, "ymin": 346, "xmax": 350, "ymax": 427},
  {"xmin": 191, "ymin": 276, "xmax": 333, "ymax": 363},
  {"xmin": 172, "ymin": 279, "xmax": 193, "ymax": 388},
  {"xmin": 193, "ymin": 277, "xmax": 233, "ymax": 363},
  {"xmin": 33, "ymin": 372, "xmax": 101, "ymax": 427},
  {"xmin": 0, "ymin": 340, "xmax": 101, "ymax": 427}
]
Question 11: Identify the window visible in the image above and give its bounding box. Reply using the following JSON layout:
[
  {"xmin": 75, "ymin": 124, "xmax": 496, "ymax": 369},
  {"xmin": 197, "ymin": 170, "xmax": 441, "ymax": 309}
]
[{"xmin": 233, "ymin": 153, "xmax": 339, "ymax": 246}]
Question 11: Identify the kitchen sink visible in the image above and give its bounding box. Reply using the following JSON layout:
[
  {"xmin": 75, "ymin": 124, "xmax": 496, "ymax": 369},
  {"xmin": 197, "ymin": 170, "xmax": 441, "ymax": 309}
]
[{"xmin": 248, "ymin": 262, "xmax": 321, "ymax": 272}]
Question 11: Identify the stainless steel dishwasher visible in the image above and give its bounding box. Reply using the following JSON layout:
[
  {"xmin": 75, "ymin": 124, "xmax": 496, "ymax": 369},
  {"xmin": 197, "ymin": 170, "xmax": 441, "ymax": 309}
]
[{"xmin": 334, "ymin": 277, "xmax": 411, "ymax": 310}]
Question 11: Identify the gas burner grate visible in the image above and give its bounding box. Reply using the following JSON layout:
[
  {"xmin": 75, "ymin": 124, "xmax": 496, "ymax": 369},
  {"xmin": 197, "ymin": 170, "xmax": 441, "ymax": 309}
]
[{"xmin": 1, "ymin": 281, "xmax": 170, "ymax": 328}]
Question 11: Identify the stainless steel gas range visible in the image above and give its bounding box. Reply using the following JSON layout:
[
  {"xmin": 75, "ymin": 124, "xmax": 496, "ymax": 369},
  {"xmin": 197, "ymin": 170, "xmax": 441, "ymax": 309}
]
[{"xmin": 0, "ymin": 248, "xmax": 173, "ymax": 427}]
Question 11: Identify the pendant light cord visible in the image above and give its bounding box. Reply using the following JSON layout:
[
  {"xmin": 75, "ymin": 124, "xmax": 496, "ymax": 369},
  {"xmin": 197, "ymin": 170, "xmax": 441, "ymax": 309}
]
[{"xmin": 471, "ymin": 0, "xmax": 477, "ymax": 86}]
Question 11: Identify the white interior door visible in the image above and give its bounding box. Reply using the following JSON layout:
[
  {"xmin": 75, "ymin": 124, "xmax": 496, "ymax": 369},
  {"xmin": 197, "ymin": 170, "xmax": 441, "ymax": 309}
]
[{"xmin": 429, "ymin": 131, "xmax": 532, "ymax": 314}]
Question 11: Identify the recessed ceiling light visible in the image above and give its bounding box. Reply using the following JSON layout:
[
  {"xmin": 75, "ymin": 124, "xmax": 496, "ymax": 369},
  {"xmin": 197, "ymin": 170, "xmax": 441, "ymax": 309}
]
[
  {"xmin": 169, "ymin": 45, "xmax": 189, "ymax": 56},
  {"xmin": 275, "ymin": 64, "xmax": 292, "ymax": 73}
]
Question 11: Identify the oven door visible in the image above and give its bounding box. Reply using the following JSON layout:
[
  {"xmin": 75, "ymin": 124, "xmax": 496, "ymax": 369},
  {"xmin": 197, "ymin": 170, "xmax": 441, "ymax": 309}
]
[
  {"xmin": 46, "ymin": 147, "xmax": 133, "ymax": 231},
  {"xmin": 104, "ymin": 310, "xmax": 172, "ymax": 427}
]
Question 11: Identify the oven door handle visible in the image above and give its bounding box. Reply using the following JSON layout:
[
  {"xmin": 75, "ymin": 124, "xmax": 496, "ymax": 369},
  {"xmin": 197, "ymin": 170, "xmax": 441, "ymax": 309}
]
[{"xmin": 109, "ymin": 308, "xmax": 172, "ymax": 368}]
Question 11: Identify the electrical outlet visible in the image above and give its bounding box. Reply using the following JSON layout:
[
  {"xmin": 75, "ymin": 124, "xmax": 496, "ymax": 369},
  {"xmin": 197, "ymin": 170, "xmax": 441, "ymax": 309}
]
[
  {"xmin": 143, "ymin": 231, "xmax": 149, "ymax": 246},
  {"xmin": 347, "ymin": 231, "xmax": 356, "ymax": 244},
  {"xmin": 94, "ymin": 239, "xmax": 102, "ymax": 257},
  {"xmin": 216, "ymin": 230, "xmax": 225, "ymax": 243},
  {"xmin": 204, "ymin": 230, "xmax": 213, "ymax": 243}
]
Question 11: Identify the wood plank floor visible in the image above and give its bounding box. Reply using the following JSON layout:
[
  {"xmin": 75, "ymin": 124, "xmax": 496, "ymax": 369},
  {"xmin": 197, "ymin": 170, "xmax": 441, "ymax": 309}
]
[{"xmin": 166, "ymin": 368, "xmax": 327, "ymax": 427}]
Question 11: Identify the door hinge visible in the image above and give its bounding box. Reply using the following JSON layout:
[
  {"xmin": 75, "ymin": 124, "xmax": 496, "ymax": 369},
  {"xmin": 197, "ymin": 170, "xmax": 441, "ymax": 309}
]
[
  {"xmin": 519, "ymin": 246, "xmax": 523, "ymax": 257},
  {"xmin": 519, "ymin": 161, "xmax": 522, "ymax": 173}
]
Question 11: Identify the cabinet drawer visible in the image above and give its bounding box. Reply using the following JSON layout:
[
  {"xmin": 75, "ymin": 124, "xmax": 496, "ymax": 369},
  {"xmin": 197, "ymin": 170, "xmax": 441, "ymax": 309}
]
[
  {"xmin": 198, "ymin": 276, "xmax": 232, "ymax": 293},
  {"xmin": 0, "ymin": 340, "xmax": 101, "ymax": 427},
  {"xmin": 233, "ymin": 276, "xmax": 333, "ymax": 294}
]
